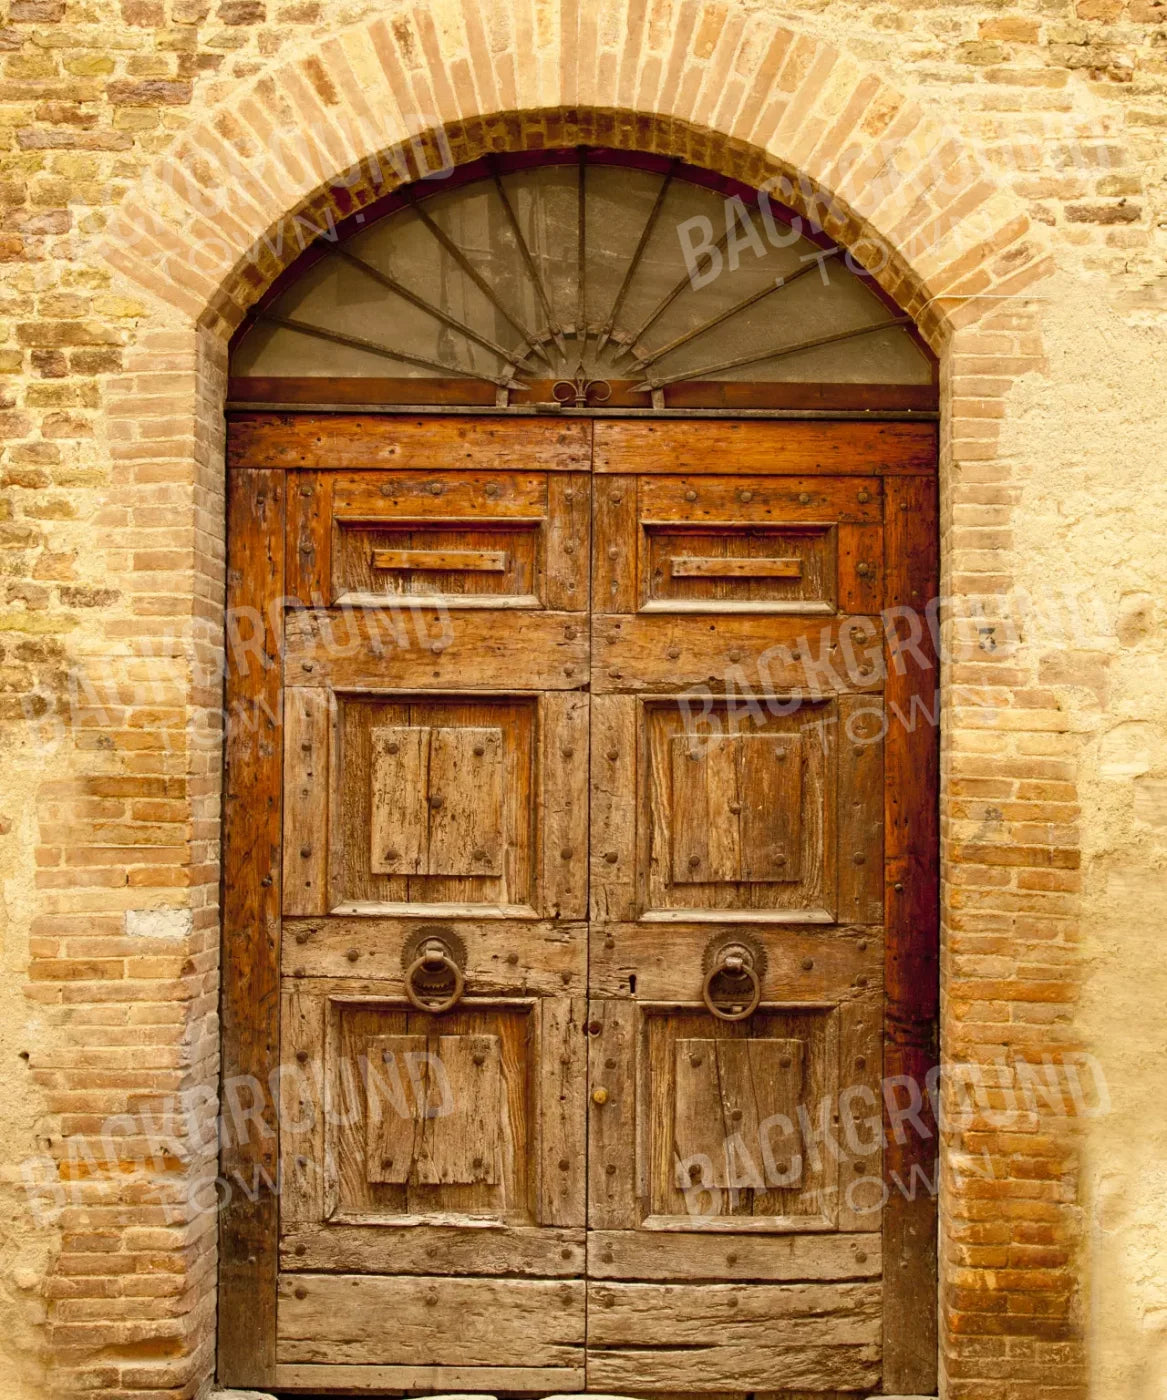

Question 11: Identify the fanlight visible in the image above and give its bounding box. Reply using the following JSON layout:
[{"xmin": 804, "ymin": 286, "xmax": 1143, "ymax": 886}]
[{"xmin": 230, "ymin": 150, "xmax": 936, "ymax": 411}]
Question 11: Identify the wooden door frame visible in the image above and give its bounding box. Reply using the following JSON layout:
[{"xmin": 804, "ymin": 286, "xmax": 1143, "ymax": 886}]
[{"xmin": 218, "ymin": 412, "xmax": 939, "ymax": 1393}]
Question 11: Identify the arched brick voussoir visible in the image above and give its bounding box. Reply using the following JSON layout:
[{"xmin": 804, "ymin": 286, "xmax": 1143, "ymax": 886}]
[{"xmin": 95, "ymin": 0, "xmax": 1048, "ymax": 350}]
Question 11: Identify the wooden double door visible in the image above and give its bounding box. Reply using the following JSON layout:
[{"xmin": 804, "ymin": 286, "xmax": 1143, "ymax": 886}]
[{"xmin": 220, "ymin": 414, "xmax": 939, "ymax": 1397}]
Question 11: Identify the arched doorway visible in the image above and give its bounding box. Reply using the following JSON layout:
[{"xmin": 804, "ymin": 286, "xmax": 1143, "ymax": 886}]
[{"xmin": 220, "ymin": 147, "xmax": 939, "ymax": 1396}]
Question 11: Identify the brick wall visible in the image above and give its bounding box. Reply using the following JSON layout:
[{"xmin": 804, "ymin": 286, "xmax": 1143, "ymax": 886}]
[{"xmin": 1, "ymin": 1, "xmax": 1165, "ymax": 1397}]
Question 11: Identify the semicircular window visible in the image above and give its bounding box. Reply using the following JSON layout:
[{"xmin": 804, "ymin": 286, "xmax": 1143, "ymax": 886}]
[{"xmin": 229, "ymin": 150, "xmax": 937, "ymax": 413}]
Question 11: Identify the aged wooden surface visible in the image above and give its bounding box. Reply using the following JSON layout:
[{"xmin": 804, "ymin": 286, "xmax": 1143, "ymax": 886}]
[
  {"xmin": 218, "ymin": 468, "xmax": 284, "ymax": 1388},
  {"xmin": 281, "ymin": 1222, "xmax": 586, "ymax": 1275},
  {"xmin": 881, "ymin": 472, "xmax": 940, "ymax": 1394},
  {"xmin": 229, "ymin": 412, "xmax": 591, "ymax": 470},
  {"xmin": 284, "ymin": 607, "xmax": 589, "ymax": 691},
  {"xmin": 277, "ymin": 1274, "xmax": 586, "ymax": 1366},
  {"xmin": 281, "ymin": 919, "xmax": 587, "ymax": 992},
  {"xmin": 593, "ymin": 419, "xmax": 937, "ymax": 474},
  {"xmin": 588, "ymin": 923, "xmax": 883, "ymax": 1002},
  {"xmin": 586, "ymin": 1230, "xmax": 881, "ymax": 1280},
  {"xmin": 274, "ymin": 1363, "xmax": 584, "ymax": 1392},
  {"xmin": 225, "ymin": 412, "xmax": 939, "ymax": 1395},
  {"xmin": 585, "ymin": 1281, "xmax": 882, "ymax": 1390},
  {"xmin": 591, "ymin": 615, "xmax": 885, "ymax": 694}
]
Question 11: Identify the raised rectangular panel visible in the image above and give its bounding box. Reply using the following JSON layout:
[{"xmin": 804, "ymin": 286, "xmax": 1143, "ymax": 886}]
[
  {"xmin": 669, "ymin": 733, "xmax": 802, "ymax": 885},
  {"xmin": 365, "ymin": 1033, "xmax": 501, "ymax": 1186},
  {"xmin": 641, "ymin": 1006, "xmax": 841, "ymax": 1230},
  {"xmin": 329, "ymin": 695, "xmax": 537, "ymax": 914},
  {"xmin": 369, "ymin": 725, "xmax": 504, "ymax": 878},
  {"xmin": 642, "ymin": 699, "xmax": 834, "ymax": 920},
  {"xmin": 331, "ymin": 1001, "xmax": 531, "ymax": 1224},
  {"xmin": 673, "ymin": 1038, "xmax": 805, "ymax": 1190}
]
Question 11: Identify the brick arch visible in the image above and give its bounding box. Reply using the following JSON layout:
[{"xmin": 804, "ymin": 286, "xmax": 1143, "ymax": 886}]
[{"xmin": 98, "ymin": 1, "xmax": 1048, "ymax": 351}]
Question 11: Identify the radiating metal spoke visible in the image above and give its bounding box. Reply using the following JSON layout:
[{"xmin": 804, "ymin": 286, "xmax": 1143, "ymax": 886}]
[
  {"xmin": 489, "ymin": 157, "xmax": 567, "ymax": 355},
  {"xmin": 616, "ymin": 221, "xmax": 740, "ymax": 359},
  {"xmin": 632, "ymin": 316, "xmax": 912, "ymax": 391},
  {"xmin": 630, "ymin": 248, "xmax": 842, "ymax": 373},
  {"xmin": 403, "ymin": 186, "xmax": 554, "ymax": 367},
  {"xmin": 258, "ymin": 313, "xmax": 522, "ymax": 388},
  {"xmin": 596, "ymin": 159, "xmax": 678, "ymax": 355},
  {"xmin": 331, "ymin": 246, "xmax": 523, "ymax": 377}
]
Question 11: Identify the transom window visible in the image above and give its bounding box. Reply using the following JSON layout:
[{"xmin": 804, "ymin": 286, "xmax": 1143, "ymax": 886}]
[{"xmin": 229, "ymin": 149, "xmax": 937, "ymax": 414}]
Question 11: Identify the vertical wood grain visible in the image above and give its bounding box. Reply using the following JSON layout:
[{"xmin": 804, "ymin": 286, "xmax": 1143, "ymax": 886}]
[
  {"xmin": 219, "ymin": 467, "xmax": 284, "ymax": 1387},
  {"xmin": 881, "ymin": 471, "xmax": 939, "ymax": 1393}
]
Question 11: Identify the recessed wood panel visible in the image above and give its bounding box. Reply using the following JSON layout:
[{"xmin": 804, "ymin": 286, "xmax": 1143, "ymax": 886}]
[
  {"xmin": 643, "ymin": 1007, "xmax": 839, "ymax": 1230},
  {"xmin": 369, "ymin": 725, "xmax": 504, "ymax": 878},
  {"xmin": 669, "ymin": 733, "xmax": 803, "ymax": 885},
  {"xmin": 329, "ymin": 1000, "xmax": 532, "ymax": 1224},
  {"xmin": 365, "ymin": 1032, "xmax": 501, "ymax": 1185},
  {"xmin": 674, "ymin": 1038, "xmax": 805, "ymax": 1190},
  {"xmin": 640, "ymin": 699, "xmax": 835, "ymax": 921},
  {"xmin": 330, "ymin": 695, "xmax": 536, "ymax": 914},
  {"xmin": 645, "ymin": 524, "xmax": 836, "ymax": 614},
  {"xmin": 335, "ymin": 520, "xmax": 540, "ymax": 607}
]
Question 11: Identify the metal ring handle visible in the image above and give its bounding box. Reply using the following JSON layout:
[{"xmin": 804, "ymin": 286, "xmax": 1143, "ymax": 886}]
[
  {"xmin": 404, "ymin": 950, "xmax": 465, "ymax": 1014},
  {"xmin": 701, "ymin": 957, "xmax": 762, "ymax": 1022}
]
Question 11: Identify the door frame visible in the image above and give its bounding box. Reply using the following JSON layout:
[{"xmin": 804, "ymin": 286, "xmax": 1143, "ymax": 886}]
[{"xmin": 218, "ymin": 410, "xmax": 939, "ymax": 1392}]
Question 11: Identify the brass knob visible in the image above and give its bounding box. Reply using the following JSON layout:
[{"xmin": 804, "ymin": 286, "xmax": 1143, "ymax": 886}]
[{"xmin": 592, "ymin": 1087, "xmax": 609, "ymax": 1106}]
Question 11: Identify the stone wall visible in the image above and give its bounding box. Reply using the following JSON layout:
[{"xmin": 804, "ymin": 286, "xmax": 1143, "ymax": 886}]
[{"xmin": 0, "ymin": 1, "xmax": 1164, "ymax": 1397}]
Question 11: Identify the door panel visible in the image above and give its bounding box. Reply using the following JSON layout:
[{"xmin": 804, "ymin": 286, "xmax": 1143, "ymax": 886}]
[
  {"xmin": 272, "ymin": 427, "xmax": 591, "ymax": 1392},
  {"xmin": 221, "ymin": 414, "xmax": 938, "ymax": 1396},
  {"xmin": 585, "ymin": 452, "xmax": 899, "ymax": 1393}
]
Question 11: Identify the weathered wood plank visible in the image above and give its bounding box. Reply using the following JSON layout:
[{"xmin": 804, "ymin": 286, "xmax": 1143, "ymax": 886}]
[
  {"xmin": 542, "ymin": 692, "xmax": 590, "ymax": 920},
  {"xmin": 219, "ymin": 468, "xmax": 284, "ymax": 1388},
  {"xmin": 589, "ymin": 694, "xmax": 638, "ymax": 923},
  {"xmin": 586, "ymin": 1230, "xmax": 881, "ymax": 1281},
  {"xmin": 592, "ymin": 615, "xmax": 885, "ymax": 694},
  {"xmin": 332, "ymin": 468, "xmax": 548, "ymax": 520},
  {"xmin": 229, "ymin": 413, "xmax": 592, "ymax": 471},
  {"xmin": 545, "ymin": 471, "xmax": 592, "ymax": 610},
  {"xmin": 281, "ymin": 919, "xmax": 587, "ymax": 995},
  {"xmin": 284, "ymin": 608, "xmax": 588, "ymax": 691},
  {"xmin": 671, "ymin": 555, "xmax": 803, "ymax": 579},
  {"xmin": 280, "ymin": 1223, "xmax": 585, "ymax": 1275},
  {"xmin": 585, "ymin": 1281, "xmax": 882, "ymax": 1391},
  {"xmin": 285, "ymin": 468, "xmax": 332, "ymax": 604},
  {"xmin": 592, "ymin": 473, "xmax": 639, "ymax": 613},
  {"xmin": 587, "ymin": 999, "xmax": 638, "ymax": 1230},
  {"xmin": 881, "ymin": 471, "xmax": 939, "ymax": 1394},
  {"xmin": 639, "ymin": 473, "xmax": 882, "ymax": 524},
  {"xmin": 540, "ymin": 995, "xmax": 587, "ymax": 1227},
  {"xmin": 278, "ymin": 986, "xmax": 326, "ymax": 1227},
  {"xmin": 589, "ymin": 923, "xmax": 882, "ymax": 1003},
  {"xmin": 274, "ymin": 1363, "xmax": 584, "ymax": 1392},
  {"xmin": 276, "ymin": 1274, "xmax": 585, "ymax": 1366},
  {"xmin": 593, "ymin": 419, "xmax": 936, "ymax": 474},
  {"xmin": 836, "ymin": 693, "xmax": 885, "ymax": 927},
  {"xmin": 282, "ymin": 685, "xmax": 331, "ymax": 916}
]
